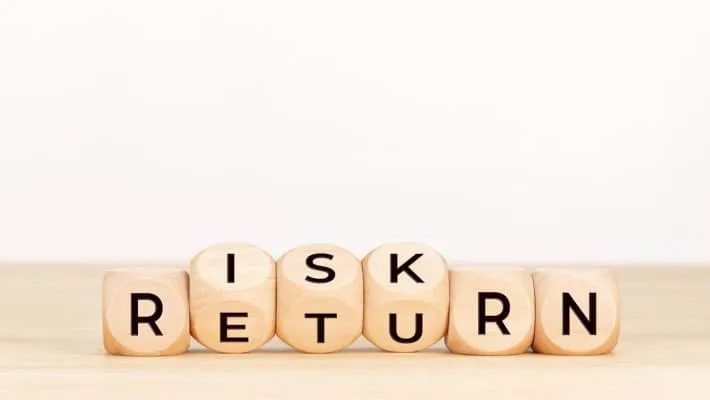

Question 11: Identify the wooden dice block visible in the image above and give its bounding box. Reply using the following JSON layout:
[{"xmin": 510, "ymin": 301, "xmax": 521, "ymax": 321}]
[
  {"xmin": 276, "ymin": 243, "xmax": 363, "ymax": 353},
  {"xmin": 102, "ymin": 268, "xmax": 190, "ymax": 356},
  {"xmin": 532, "ymin": 268, "xmax": 620, "ymax": 355},
  {"xmin": 189, "ymin": 243, "xmax": 276, "ymax": 353},
  {"xmin": 445, "ymin": 266, "xmax": 534, "ymax": 355},
  {"xmin": 362, "ymin": 242, "xmax": 449, "ymax": 352}
]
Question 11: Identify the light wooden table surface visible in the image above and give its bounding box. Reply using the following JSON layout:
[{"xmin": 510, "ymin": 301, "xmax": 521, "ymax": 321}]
[{"xmin": 1, "ymin": 263, "xmax": 709, "ymax": 399}]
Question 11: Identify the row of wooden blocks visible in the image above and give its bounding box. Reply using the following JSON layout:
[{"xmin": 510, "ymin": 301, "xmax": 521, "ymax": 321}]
[{"xmin": 102, "ymin": 242, "xmax": 620, "ymax": 356}]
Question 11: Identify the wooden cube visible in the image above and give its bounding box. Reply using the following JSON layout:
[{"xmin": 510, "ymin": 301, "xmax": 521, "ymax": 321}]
[
  {"xmin": 276, "ymin": 243, "xmax": 363, "ymax": 353},
  {"xmin": 362, "ymin": 242, "xmax": 449, "ymax": 352},
  {"xmin": 189, "ymin": 243, "xmax": 276, "ymax": 353},
  {"xmin": 102, "ymin": 268, "xmax": 190, "ymax": 356},
  {"xmin": 445, "ymin": 266, "xmax": 534, "ymax": 355},
  {"xmin": 532, "ymin": 268, "xmax": 620, "ymax": 355}
]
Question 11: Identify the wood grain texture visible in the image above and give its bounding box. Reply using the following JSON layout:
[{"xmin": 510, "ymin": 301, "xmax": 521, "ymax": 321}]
[{"xmin": 1, "ymin": 263, "xmax": 709, "ymax": 399}]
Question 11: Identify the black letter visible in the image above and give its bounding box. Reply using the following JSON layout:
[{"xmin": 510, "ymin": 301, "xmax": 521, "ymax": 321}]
[
  {"xmin": 388, "ymin": 313, "xmax": 423, "ymax": 343},
  {"xmin": 305, "ymin": 253, "xmax": 336, "ymax": 284},
  {"xmin": 130, "ymin": 293, "xmax": 163, "ymax": 336},
  {"xmin": 304, "ymin": 313, "xmax": 338, "ymax": 343},
  {"xmin": 389, "ymin": 253, "xmax": 424, "ymax": 283},
  {"xmin": 477, "ymin": 292, "xmax": 511, "ymax": 335},
  {"xmin": 220, "ymin": 312, "xmax": 249, "ymax": 342},
  {"xmin": 562, "ymin": 292, "xmax": 597, "ymax": 335},
  {"xmin": 226, "ymin": 253, "xmax": 236, "ymax": 283}
]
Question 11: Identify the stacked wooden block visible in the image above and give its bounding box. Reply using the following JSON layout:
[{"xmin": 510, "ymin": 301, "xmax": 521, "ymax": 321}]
[{"xmin": 102, "ymin": 242, "xmax": 620, "ymax": 356}]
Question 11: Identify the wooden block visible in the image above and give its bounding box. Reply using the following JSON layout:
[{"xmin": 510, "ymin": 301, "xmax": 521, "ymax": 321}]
[
  {"xmin": 276, "ymin": 243, "xmax": 363, "ymax": 353},
  {"xmin": 445, "ymin": 266, "xmax": 534, "ymax": 355},
  {"xmin": 102, "ymin": 268, "xmax": 190, "ymax": 356},
  {"xmin": 532, "ymin": 268, "xmax": 620, "ymax": 355},
  {"xmin": 189, "ymin": 243, "xmax": 276, "ymax": 353},
  {"xmin": 362, "ymin": 242, "xmax": 449, "ymax": 352}
]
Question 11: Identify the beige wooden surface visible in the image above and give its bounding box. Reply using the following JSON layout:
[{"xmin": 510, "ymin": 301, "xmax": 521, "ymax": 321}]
[{"xmin": 1, "ymin": 263, "xmax": 709, "ymax": 399}]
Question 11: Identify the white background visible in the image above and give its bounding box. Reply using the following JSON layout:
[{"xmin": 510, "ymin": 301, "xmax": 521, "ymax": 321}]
[{"xmin": 1, "ymin": 1, "xmax": 709, "ymax": 264}]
